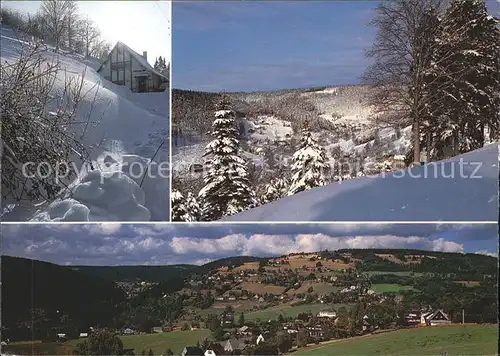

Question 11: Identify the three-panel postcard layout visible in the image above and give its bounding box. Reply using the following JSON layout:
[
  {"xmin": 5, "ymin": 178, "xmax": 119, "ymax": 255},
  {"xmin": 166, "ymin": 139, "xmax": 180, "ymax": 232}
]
[{"xmin": 1, "ymin": 1, "xmax": 499, "ymax": 356}]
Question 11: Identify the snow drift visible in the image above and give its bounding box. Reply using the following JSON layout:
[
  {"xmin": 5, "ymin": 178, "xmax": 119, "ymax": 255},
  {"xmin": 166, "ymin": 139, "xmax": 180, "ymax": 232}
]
[{"xmin": 224, "ymin": 143, "xmax": 499, "ymax": 222}]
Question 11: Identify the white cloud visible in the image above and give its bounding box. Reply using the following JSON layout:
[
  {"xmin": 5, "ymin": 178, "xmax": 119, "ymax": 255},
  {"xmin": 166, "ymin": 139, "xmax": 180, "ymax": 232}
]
[
  {"xmin": 84, "ymin": 223, "xmax": 122, "ymax": 235},
  {"xmin": 429, "ymin": 238, "xmax": 464, "ymax": 253},
  {"xmin": 168, "ymin": 233, "xmax": 465, "ymax": 257},
  {"xmin": 475, "ymin": 250, "xmax": 498, "ymax": 257},
  {"xmin": 170, "ymin": 234, "xmax": 248, "ymax": 254}
]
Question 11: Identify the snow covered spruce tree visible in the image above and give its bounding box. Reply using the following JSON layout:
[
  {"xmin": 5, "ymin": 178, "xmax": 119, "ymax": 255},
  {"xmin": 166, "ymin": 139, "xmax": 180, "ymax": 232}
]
[
  {"xmin": 261, "ymin": 176, "xmax": 290, "ymax": 204},
  {"xmin": 171, "ymin": 189, "xmax": 194, "ymax": 222},
  {"xmin": 198, "ymin": 96, "xmax": 257, "ymax": 220},
  {"xmin": 287, "ymin": 120, "xmax": 329, "ymax": 196},
  {"xmin": 423, "ymin": 0, "xmax": 499, "ymax": 158},
  {"xmin": 185, "ymin": 192, "xmax": 201, "ymax": 221}
]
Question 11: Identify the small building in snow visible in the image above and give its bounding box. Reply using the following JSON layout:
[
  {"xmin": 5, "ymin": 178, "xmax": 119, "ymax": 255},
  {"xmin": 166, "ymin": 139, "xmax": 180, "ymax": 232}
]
[{"xmin": 97, "ymin": 41, "xmax": 168, "ymax": 93}]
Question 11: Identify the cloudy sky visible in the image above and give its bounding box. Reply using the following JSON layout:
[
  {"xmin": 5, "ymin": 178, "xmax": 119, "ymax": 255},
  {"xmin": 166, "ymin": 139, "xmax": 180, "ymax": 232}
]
[
  {"xmin": 3, "ymin": 1, "xmax": 171, "ymax": 65},
  {"xmin": 173, "ymin": 0, "xmax": 499, "ymax": 91},
  {"xmin": 1, "ymin": 223, "xmax": 497, "ymax": 266}
]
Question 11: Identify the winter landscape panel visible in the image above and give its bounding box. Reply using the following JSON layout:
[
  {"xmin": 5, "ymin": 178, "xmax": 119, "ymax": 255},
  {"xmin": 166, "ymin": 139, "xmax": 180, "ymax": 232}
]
[
  {"xmin": 1, "ymin": 1, "xmax": 171, "ymax": 222},
  {"xmin": 171, "ymin": 0, "xmax": 499, "ymax": 222}
]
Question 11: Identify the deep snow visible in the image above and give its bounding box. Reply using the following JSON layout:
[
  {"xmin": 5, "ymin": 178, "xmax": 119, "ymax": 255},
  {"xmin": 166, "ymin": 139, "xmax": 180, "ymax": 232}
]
[
  {"xmin": 224, "ymin": 143, "xmax": 499, "ymax": 222},
  {"xmin": 1, "ymin": 26, "xmax": 169, "ymax": 221}
]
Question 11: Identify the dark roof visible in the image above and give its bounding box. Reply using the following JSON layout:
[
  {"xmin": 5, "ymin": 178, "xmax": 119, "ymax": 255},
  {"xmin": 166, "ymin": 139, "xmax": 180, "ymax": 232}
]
[
  {"xmin": 224, "ymin": 339, "xmax": 247, "ymax": 350},
  {"xmin": 97, "ymin": 41, "xmax": 168, "ymax": 81},
  {"xmin": 183, "ymin": 346, "xmax": 204, "ymax": 355},
  {"xmin": 207, "ymin": 343, "xmax": 225, "ymax": 353}
]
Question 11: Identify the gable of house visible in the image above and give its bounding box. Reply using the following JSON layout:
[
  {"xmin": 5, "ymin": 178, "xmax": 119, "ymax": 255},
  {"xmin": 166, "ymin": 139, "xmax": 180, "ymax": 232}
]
[
  {"xmin": 428, "ymin": 310, "xmax": 449, "ymax": 321},
  {"xmin": 224, "ymin": 339, "xmax": 246, "ymax": 351},
  {"xmin": 97, "ymin": 41, "xmax": 168, "ymax": 92}
]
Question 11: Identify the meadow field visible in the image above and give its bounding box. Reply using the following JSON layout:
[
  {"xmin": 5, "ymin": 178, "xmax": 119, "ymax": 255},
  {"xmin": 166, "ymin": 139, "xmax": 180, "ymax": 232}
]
[
  {"xmin": 293, "ymin": 324, "xmax": 498, "ymax": 356},
  {"xmin": 244, "ymin": 303, "xmax": 353, "ymax": 321},
  {"xmin": 370, "ymin": 283, "xmax": 414, "ymax": 293},
  {"xmin": 363, "ymin": 271, "xmax": 425, "ymax": 277},
  {"xmin": 3, "ymin": 330, "xmax": 212, "ymax": 355}
]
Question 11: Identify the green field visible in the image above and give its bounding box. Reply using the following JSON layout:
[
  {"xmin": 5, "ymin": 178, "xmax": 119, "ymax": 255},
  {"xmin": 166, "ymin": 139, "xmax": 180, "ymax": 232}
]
[
  {"xmin": 4, "ymin": 330, "xmax": 212, "ymax": 355},
  {"xmin": 293, "ymin": 324, "xmax": 498, "ymax": 356},
  {"xmin": 370, "ymin": 283, "xmax": 414, "ymax": 293},
  {"xmin": 245, "ymin": 303, "xmax": 353, "ymax": 322},
  {"xmin": 364, "ymin": 271, "xmax": 425, "ymax": 277}
]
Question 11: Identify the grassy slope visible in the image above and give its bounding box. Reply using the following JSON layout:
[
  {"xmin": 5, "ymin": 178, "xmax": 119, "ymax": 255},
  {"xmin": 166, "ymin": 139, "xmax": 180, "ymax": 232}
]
[
  {"xmin": 293, "ymin": 324, "xmax": 498, "ymax": 356},
  {"xmin": 370, "ymin": 284, "xmax": 414, "ymax": 293},
  {"xmin": 5, "ymin": 330, "xmax": 212, "ymax": 356},
  {"xmin": 245, "ymin": 303, "xmax": 353, "ymax": 321}
]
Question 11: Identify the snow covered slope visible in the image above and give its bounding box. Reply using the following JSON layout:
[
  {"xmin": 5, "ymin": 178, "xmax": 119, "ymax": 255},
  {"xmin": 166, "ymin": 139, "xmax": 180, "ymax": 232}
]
[
  {"xmin": 1, "ymin": 26, "xmax": 169, "ymax": 221},
  {"xmin": 224, "ymin": 143, "xmax": 499, "ymax": 222}
]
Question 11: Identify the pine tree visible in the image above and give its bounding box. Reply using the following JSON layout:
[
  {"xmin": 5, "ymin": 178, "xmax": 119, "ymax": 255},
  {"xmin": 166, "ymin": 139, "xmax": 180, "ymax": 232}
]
[
  {"xmin": 198, "ymin": 97, "xmax": 257, "ymax": 220},
  {"xmin": 261, "ymin": 176, "xmax": 290, "ymax": 204},
  {"xmin": 171, "ymin": 189, "xmax": 194, "ymax": 222},
  {"xmin": 186, "ymin": 192, "xmax": 201, "ymax": 221},
  {"xmin": 154, "ymin": 56, "xmax": 169, "ymax": 77},
  {"xmin": 424, "ymin": 0, "xmax": 499, "ymax": 159},
  {"xmin": 288, "ymin": 120, "xmax": 328, "ymax": 196}
]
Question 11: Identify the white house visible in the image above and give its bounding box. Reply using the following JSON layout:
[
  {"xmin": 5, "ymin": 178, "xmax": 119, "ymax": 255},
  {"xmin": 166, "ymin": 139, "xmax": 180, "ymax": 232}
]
[
  {"xmin": 317, "ymin": 310, "xmax": 337, "ymax": 319},
  {"xmin": 256, "ymin": 334, "xmax": 265, "ymax": 344},
  {"xmin": 204, "ymin": 350, "xmax": 216, "ymax": 356},
  {"xmin": 97, "ymin": 41, "xmax": 168, "ymax": 93},
  {"xmin": 421, "ymin": 309, "xmax": 451, "ymax": 326}
]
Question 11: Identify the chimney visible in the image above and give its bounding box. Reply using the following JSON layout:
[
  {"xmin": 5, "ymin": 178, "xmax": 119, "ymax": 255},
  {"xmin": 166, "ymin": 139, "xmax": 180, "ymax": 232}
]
[{"xmin": 142, "ymin": 51, "xmax": 147, "ymax": 60}]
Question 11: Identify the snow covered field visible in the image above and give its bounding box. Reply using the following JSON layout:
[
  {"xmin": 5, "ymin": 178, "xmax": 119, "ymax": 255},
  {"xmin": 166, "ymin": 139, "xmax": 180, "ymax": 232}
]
[
  {"xmin": 225, "ymin": 143, "xmax": 499, "ymax": 222},
  {"xmin": 1, "ymin": 26, "xmax": 169, "ymax": 221}
]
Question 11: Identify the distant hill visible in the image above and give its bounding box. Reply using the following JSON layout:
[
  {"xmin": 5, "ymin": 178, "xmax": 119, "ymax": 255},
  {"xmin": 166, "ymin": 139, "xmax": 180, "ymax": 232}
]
[
  {"xmin": 71, "ymin": 264, "xmax": 199, "ymax": 282},
  {"xmin": 1, "ymin": 256, "xmax": 126, "ymax": 339},
  {"xmin": 68, "ymin": 255, "xmax": 265, "ymax": 282}
]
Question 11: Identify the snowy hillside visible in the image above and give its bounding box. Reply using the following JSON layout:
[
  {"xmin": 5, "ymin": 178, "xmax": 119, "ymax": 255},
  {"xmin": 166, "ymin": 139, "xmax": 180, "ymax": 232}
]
[
  {"xmin": 224, "ymin": 143, "xmax": 499, "ymax": 222},
  {"xmin": 1, "ymin": 26, "xmax": 169, "ymax": 221},
  {"xmin": 172, "ymin": 85, "xmax": 413, "ymax": 195}
]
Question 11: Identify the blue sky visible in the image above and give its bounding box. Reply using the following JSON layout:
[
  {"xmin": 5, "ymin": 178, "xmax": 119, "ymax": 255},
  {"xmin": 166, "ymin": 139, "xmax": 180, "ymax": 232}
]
[
  {"xmin": 173, "ymin": 0, "xmax": 499, "ymax": 92},
  {"xmin": 173, "ymin": 1, "xmax": 375, "ymax": 91},
  {"xmin": 2, "ymin": 223, "xmax": 497, "ymax": 266},
  {"xmin": 2, "ymin": 1, "xmax": 170, "ymax": 65}
]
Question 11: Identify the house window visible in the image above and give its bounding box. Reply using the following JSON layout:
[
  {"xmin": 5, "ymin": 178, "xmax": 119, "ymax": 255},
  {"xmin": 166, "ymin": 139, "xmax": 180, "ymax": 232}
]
[
  {"xmin": 117, "ymin": 46, "xmax": 123, "ymax": 62},
  {"xmin": 118, "ymin": 70, "xmax": 124, "ymax": 81},
  {"xmin": 112, "ymin": 70, "xmax": 117, "ymax": 81}
]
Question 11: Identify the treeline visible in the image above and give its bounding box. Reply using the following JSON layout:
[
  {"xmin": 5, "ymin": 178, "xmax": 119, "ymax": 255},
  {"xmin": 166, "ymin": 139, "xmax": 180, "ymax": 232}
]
[
  {"xmin": 403, "ymin": 277, "xmax": 498, "ymax": 324},
  {"xmin": 73, "ymin": 264, "xmax": 199, "ymax": 282},
  {"xmin": 171, "ymin": 89, "xmax": 223, "ymax": 142},
  {"xmin": 353, "ymin": 251, "xmax": 497, "ymax": 278},
  {"xmin": 1, "ymin": 0, "xmax": 111, "ymax": 58}
]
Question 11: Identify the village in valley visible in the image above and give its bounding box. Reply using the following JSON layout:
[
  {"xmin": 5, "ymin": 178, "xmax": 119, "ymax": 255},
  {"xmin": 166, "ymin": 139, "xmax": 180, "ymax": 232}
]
[{"xmin": 2, "ymin": 248, "xmax": 498, "ymax": 355}]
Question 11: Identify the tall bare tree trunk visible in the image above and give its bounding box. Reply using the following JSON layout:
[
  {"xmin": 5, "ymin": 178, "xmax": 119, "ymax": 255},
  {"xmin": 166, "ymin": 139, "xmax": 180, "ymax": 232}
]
[{"xmin": 413, "ymin": 118, "xmax": 420, "ymax": 164}]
